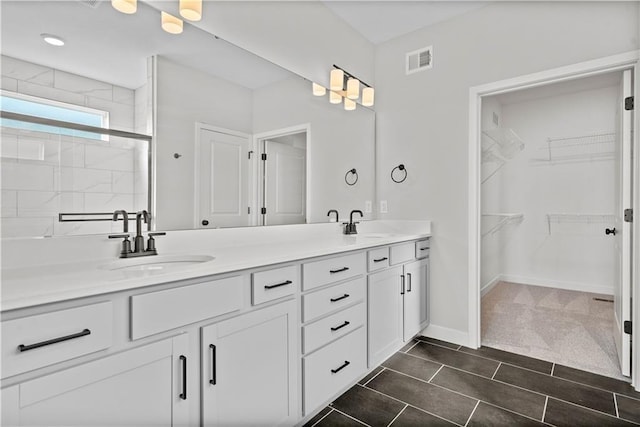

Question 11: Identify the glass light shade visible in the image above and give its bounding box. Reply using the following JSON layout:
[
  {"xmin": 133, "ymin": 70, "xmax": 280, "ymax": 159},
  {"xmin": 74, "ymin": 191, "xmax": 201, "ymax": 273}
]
[
  {"xmin": 162, "ymin": 12, "xmax": 183, "ymax": 35},
  {"xmin": 330, "ymin": 69, "xmax": 344, "ymax": 91},
  {"xmin": 112, "ymin": 0, "xmax": 137, "ymax": 14},
  {"xmin": 329, "ymin": 91, "xmax": 342, "ymax": 104},
  {"xmin": 344, "ymin": 98, "xmax": 356, "ymax": 111},
  {"xmin": 346, "ymin": 78, "xmax": 360, "ymax": 100},
  {"xmin": 180, "ymin": 0, "xmax": 202, "ymax": 21},
  {"xmin": 312, "ymin": 82, "xmax": 326, "ymax": 96},
  {"xmin": 362, "ymin": 87, "xmax": 375, "ymax": 107}
]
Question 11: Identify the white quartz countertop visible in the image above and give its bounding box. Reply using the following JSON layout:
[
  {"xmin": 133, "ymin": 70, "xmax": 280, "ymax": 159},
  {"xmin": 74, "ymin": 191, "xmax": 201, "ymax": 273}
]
[{"xmin": 1, "ymin": 221, "xmax": 431, "ymax": 312}]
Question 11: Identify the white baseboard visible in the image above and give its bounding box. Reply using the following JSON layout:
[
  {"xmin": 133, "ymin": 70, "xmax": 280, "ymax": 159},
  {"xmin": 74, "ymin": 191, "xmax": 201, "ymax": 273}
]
[
  {"xmin": 499, "ymin": 274, "xmax": 613, "ymax": 296},
  {"xmin": 481, "ymin": 275, "xmax": 502, "ymax": 296},
  {"xmin": 420, "ymin": 324, "xmax": 470, "ymax": 348}
]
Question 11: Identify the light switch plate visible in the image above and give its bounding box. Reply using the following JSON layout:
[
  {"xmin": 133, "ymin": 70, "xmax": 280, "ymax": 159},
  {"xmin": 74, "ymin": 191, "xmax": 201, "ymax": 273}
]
[
  {"xmin": 380, "ymin": 200, "xmax": 388, "ymax": 213},
  {"xmin": 365, "ymin": 201, "xmax": 372, "ymax": 213}
]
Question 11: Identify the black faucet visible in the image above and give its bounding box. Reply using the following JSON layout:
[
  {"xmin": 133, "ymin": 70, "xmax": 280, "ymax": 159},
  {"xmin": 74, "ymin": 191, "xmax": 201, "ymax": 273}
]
[
  {"xmin": 134, "ymin": 210, "xmax": 150, "ymax": 253},
  {"xmin": 108, "ymin": 210, "xmax": 165, "ymax": 258},
  {"xmin": 343, "ymin": 210, "xmax": 363, "ymax": 235},
  {"xmin": 112, "ymin": 210, "xmax": 129, "ymax": 233},
  {"xmin": 327, "ymin": 209, "xmax": 339, "ymax": 222}
]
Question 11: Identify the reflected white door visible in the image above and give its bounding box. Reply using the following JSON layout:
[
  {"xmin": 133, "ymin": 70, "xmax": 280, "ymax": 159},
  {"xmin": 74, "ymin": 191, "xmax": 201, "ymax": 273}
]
[
  {"xmin": 262, "ymin": 140, "xmax": 306, "ymax": 225},
  {"xmin": 614, "ymin": 69, "xmax": 633, "ymax": 377},
  {"xmin": 197, "ymin": 128, "xmax": 249, "ymax": 228}
]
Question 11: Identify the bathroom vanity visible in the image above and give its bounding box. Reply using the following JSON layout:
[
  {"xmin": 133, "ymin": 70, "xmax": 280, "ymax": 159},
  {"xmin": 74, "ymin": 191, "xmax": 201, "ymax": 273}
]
[{"xmin": 0, "ymin": 220, "xmax": 430, "ymax": 426}]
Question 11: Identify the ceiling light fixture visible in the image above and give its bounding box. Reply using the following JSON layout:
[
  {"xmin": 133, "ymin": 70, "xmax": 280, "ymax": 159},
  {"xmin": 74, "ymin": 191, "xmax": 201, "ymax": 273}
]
[
  {"xmin": 312, "ymin": 82, "xmax": 326, "ymax": 96},
  {"xmin": 180, "ymin": 0, "xmax": 202, "ymax": 21},
  {"xmin": 161, "ymin": 11, "xmax": 183, "ymax": 34},
  {"xmin": 41, "ymin": 33, "xmax": 65, "ymax": 47},
  {"xmin": 111, "ymin": 0, "xmax": 137, "ymax": 14},
  {"xmin": 314, "ymin": 65, "xmax": 374, "ymax": 110}
]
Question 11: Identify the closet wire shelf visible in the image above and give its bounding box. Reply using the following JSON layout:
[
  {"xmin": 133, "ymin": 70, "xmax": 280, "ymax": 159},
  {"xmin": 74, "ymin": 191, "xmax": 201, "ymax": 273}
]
[
  {"xmin": 481, "ymin": 213, "xmax": 524, "ymax": 237},
  {"xmin": 546, "ymin": 213, "xmax": 616, "ymax": 235},
  {"xmin": 531, "ymin": 132, "xmax": 616, "ymax": 164},
  {"xmin": 481, "ymin": 128, "xmax": 524, "ymax": 183}
]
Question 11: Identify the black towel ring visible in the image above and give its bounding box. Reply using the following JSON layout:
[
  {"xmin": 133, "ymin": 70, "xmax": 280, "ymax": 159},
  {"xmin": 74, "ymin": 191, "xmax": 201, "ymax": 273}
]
[
  {"xmin": 345, "ymin": 168, "xmax": 358, "ymax": 186},
  {"xmin": 391, "ymin": 164, "xmax": 407, "ymax": 183}
]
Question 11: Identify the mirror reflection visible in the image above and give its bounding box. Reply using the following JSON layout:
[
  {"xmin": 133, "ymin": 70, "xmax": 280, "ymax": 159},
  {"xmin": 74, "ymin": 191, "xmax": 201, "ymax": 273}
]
[{"xmin": 0, "ymin": 0, "xmax": 375, "ymax": 237}]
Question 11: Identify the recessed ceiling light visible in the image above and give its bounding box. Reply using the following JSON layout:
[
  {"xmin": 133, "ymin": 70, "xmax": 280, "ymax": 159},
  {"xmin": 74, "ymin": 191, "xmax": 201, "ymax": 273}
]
[{"xmin": 41, "ymin": 33, "xmax": 65, "ymax": 47}]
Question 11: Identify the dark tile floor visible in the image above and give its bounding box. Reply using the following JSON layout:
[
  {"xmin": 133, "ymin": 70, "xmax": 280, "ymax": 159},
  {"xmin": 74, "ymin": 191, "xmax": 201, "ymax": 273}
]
[{"xmin": 304, "ymin": 336, "xmax": 640, "ymax": 426}]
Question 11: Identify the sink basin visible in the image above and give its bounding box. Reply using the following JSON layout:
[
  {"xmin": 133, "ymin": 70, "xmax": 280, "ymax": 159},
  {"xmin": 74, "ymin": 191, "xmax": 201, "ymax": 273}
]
[{"xmin": 101, "ymin": 254, "xmax": 215, "ymax": 273}]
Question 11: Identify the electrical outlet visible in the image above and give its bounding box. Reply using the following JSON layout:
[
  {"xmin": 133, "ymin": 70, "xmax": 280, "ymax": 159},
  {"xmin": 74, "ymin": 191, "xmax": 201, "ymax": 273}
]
[
  {"xmin": 365, "ymin": 200, "xmax": 372, "ymax": 213},
  {"xmin": 380, "ymin": 200, "xmax": 388, "ymax": 213}
]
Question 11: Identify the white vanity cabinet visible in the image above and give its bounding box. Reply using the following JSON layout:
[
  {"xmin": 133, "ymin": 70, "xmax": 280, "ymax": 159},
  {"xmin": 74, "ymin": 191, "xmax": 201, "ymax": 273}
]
[
  {"xmin": 201, "ymin": 300, "xmax": 297, "ymax": 426},
  {"xmin": 1, "ymin": 333, "xmax": 191, "ymax": 427}
]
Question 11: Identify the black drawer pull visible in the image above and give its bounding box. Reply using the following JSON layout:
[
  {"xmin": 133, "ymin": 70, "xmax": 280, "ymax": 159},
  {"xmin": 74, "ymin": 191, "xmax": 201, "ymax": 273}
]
[
  {"xmin": 373, "ymin": 257, "xmax": 388, "ymax": 263},
  {"xmin": 407, "ymin": 272, "xmax": 412, "ymax": 292},
  {"xmin": 331, "ymin": 321, "xmax": 350, "ymax": 331},
  {"xmin": 331, "ymin": 360, "xmax": 351, "ymax": 374},
  {"xmin": 209, "ymin": 344, "xmax": 216, "ymax": 385},
  {"xmin": 179, "ymin": 355, "xmax": 187, "ymax": 400},
  {"xmin": 420, "ymin": 247, "xmax": 429, "ymax": 251},
  {"xmin": 330, "ymin": 267, "xmax": 349, "ymax": 274},
  {"xmin": 400, "ymin": 275, "xmax": 405, "ymax": 295},
  {"xmin": 264, "ymin": 280, "xmax": 292, "ymax": 290},
  {"xmin": 330, "ymin": 294, "xmax": 350, "ymax": 303},
  {"xmin": 18, "ymin": 328, "xmax": 91, "ymax": 352}
]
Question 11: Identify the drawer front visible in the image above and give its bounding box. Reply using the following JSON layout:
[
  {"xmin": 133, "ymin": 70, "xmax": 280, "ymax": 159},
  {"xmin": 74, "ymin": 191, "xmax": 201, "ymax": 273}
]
[
  {"xmin": 252, "ymin": 265, "xmax": 298, "ymax": 306},
  {"xmin": 303, "ymin": 327, "xmax": 366, "ymax": 415},
  {"xmin": 302, "ymin": 277, "xmax": 365, "ymax": 323},
  {"xmin": 302, "ymin": 302, "xmax": 365, "ymax": 354},
  {"xmin": 415, "ymin": 239, "xmax": 430, "ymax": 259},
  {"xmin": 367, "ymin": 247, "xmax": 390, "ymax": 272},
  {"xmin": 131, "ymin": 275, "xmax": 244, "ymax": 339},
  {"xmin": 1, "ymin": 302, "xmax": 113, "ymax": 379},
  {"xmin": 302, "ymin": 252, "xmax": 366, "ymax": 291},
  {"xmin": 390, "ymin": 242, "xmax": 415, "ymax": 265}
]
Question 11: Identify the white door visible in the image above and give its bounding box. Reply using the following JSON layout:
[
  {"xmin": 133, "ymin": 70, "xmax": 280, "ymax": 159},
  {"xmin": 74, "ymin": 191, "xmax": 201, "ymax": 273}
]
[
  {"xmin": 262, "ymin": 139, "xmax": 306, "ymax": 226},
  {"xmin": 614, "ymin": 69, "xmax": 633, "ymax": 377},
  {"xmin": 197, "ymin": 127, "xmax": 250, "ymax": 228}
]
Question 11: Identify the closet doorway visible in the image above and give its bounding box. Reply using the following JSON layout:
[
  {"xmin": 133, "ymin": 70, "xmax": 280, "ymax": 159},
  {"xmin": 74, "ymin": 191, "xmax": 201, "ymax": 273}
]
[{"xmin": 471, "ymin": 59, "xmax": 635, "ymax": 382}]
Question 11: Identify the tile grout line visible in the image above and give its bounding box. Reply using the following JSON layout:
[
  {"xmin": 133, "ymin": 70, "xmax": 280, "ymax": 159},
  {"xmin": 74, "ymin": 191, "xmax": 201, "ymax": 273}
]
[
  {"xmin": 541, "ymin": 396, "xmax": 548, "ymax": 423},
  {"xmin": 386, "ymin": 404, "xmax": 408, "ymax": 427},
  {"xmin": 363, "ymin": 367, "xmax": 386, "ymax": 387},
  {"xmin": 330, "ymin": 407, "xmax": 372, "ymax": 427},
  {"xmin": 427, "ymin": 364, "xmax": 445, "ymax": 383},
  {"xmin": 464, "ymin": 400, "xmax": 480, "ymax": 427},
  {"xmin": 491, "ymin": 361, "xmax": 502, "ymax": 380},
  {"xmin": 404, "ymin": 340, "xmax": 421, "ymax": 353},
  {"xmin": 613, "ymin": 394, "xmax": 619, "ymax": 418},
  {"xmin": 309, "ymin": 409, "xmax": 334, "ymax": 427}
]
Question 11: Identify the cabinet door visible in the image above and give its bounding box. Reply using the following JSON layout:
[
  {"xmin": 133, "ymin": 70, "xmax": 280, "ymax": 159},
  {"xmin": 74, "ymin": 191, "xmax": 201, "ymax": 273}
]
[
  {"xmin": 367, "ymin": 266, "xmax": 403, "ymax": 367},
  {"xmin": 3, "ymin": 334, "xmax": 190, "ymax": 426},
  {"xmin": 403, "ymin": 258, "xmax": 429, "ymax": 341},
  {"xmin": 201, "ymin": 300, "xmax": 297, "ymax": 426}
]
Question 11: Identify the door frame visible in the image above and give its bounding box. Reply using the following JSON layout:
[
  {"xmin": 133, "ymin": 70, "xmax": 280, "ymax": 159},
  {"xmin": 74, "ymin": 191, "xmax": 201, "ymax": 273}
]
[
  {"xmin": 252, "ymin": 123, "xmax": 311, "ymax": 226},
  {"xmin": 467, "ymin": 51, "xmax": 640, "ymax": 388},
  {"xmin": 193, "ymin": 122, "xmax": 252, "ymax": 228}
]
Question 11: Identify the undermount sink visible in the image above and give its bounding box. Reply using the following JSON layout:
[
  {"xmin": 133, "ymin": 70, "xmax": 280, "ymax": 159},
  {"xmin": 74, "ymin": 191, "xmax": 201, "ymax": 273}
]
[{"xmin": 101, "ymin": 254, "xmax": 215, "ymax": 273}]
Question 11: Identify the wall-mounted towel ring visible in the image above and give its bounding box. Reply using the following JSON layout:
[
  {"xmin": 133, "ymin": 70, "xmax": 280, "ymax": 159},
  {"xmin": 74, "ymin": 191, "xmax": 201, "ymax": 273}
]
[
  {"xmin": 391, "ymin": 164, "xmax": 407, "ymax": 183},
  {"xmin": 345, "ymin": 168, "xmax": 358, "ymax": 186}
]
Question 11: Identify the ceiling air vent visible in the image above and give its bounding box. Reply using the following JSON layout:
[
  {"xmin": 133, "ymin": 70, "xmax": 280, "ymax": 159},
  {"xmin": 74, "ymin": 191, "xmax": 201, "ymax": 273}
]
[
  {"xmin": 406, "ymin": 46, "xmax": 433, "ymax": 75},
  {"xmin": 79, "ymin": 0, "xmax": 102, "ymax": 9}
]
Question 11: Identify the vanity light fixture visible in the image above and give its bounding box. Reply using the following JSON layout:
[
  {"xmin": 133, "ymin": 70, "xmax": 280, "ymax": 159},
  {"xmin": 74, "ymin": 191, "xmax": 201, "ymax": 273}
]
[
  {"xmin": 161, "ymin": 11, "xmax": 183, "ymax": 34},
  {"xmin": 329, "ymin": 91, "xmax": 342, "ymax": 104},
  {"xmin": 179, "ymin": 0, "xmax": 202, "ymax": 21},
  {"xmin": 111, "ymin": 0, "xmax": 137, "ymax": 14},
  {"xmin": 312, "ymin": 82, "xmax": 326, "ymax": 96},
  {"xmin": 330, "ymin": 68, "xmax": 344, "ymax": 91},
  {"xmin": 315, "ymin": 65, "xmax": 374, "ymax": 110},
  {"xmin": 41, "ymin": 33, "xmax": 65, "ymax": 47},
  {"xmin": 362, "ymin": 86, "xmax": 375, "ymax": 107},
  {"xmin": 344, "ymin": 98, "xmax": 356, "ymax": 111},
  {"xmin": 346, "ymin": 77, "xmax": 360, "ymax": 100}
]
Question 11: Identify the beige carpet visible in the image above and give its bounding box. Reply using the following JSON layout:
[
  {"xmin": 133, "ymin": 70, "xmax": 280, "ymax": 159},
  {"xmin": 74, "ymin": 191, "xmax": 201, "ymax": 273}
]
[{"xmin": 482, "ymin": 281, "xmax": 627, "ymax": 380}]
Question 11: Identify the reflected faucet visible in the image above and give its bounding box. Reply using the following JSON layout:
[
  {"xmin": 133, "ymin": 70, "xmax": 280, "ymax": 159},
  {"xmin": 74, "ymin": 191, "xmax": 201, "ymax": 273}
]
[
  {"xmin": 327, "ymin": 209, "xmax": 339, "ymax": 223},
  {"xmin": 343, "ymin": 210, "xmax": 363, "ymax": 235},
  {"xmin": 112, "ymin": 210, "xmax": 129, "ymax": 233}
]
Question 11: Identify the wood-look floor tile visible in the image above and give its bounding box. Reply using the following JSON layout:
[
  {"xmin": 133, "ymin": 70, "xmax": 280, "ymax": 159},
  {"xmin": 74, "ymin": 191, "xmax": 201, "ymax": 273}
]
[
  {"xmin": 459, "ymin": 346, "xmax": 553, "ymax": 374},
  {"xmin": 553, "ymin": 364, "xmax": 640, "ymax": 399},
  {"xmin": 467, "ymin": 402, "xmax": 547, "ymax": 427},
  {"xmin": 408, "ymin": 341, "xmax": 499, "ymax": 378},
  {"xmin": 431, "ymin": 366, "xmax": 546, "ymax": 420},
  {"xmin": 494, "ymin": 364, "xmax": 616, "ymax": 415},
  {"xmin": 366, "ymin": 368, "xmax": 477, "ymax": 425},
  {"xmin": 382, "ymin": 352, "xmax": 442, "ymax": 382},
  {"xmin": 315, "ymin": 409, "xmax": 365, "ymax": 427},
  {"xmin": 390, "ymin": 405, "xmax": 457, "ymax": 426},
  {"xmin": 616, "ymin": 395, "xmax": 640, "ymax": 424},
  {"xmin": 544, "ymin": 397, "xmax": 637, "ymax": 427},
  {"xmin": 331, "ymin": 385, "xmax": 405, "ymax": 427},
  {"xmin": 358, "ymin": 366, "xmax": 384, "ymax": 385}
]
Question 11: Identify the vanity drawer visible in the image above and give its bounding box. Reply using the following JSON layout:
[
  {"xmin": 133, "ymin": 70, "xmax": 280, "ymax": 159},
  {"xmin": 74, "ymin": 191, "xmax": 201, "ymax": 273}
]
[
  {"xmin": 390, "ymin": 242, "xmax": 415, "ymax": 265},
  {"xmin": 302, "ymin": 277, "xmax": 365, "ymax": 323},
  {"xmin": 252, "ymin": 265, "xmax": 298, "ymax": 306},
  {"xmin": 367, "ymin": 247, "xmax": 390, "ymax": 272},
  {"xmin": 1, "ymin": 302, "xmax": 113, "ymax": 379},
  {"xmin": 303, "ymin": 327, "xmax": 366, "ymax": 415},
  {"xmin": 416, "ymin": 239, "xmax": 430, "ymax": 259},
  {"xmin": 131, "ymin": 275, "xmax": 244, "ymax": 339},
  {"xmin": 303, "ymin": 302, "xmax": 365, "ymax": 355},
  {"xmin": 302, "ymin": 252, "xmax": 366, "ymax": 291}
]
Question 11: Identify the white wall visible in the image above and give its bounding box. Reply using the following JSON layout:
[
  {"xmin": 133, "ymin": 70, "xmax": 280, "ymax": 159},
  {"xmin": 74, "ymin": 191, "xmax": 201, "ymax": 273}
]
[
  {"xmin": 253, "ymin": 77, "xmax": 376, "ymax": 223},
  {"xmin": 484, "ymin": 84, "xmax": 619, "ymax": 295},
  {"xmin": 374, "ymin": 2, "xmax": 639, "ymax": 336}
]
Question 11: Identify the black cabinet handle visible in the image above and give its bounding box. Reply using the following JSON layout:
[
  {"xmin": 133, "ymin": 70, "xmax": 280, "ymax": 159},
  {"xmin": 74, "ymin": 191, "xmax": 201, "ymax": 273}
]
[
  {"xmin": 605, "ymin": 228, "xmax": 616, "ymax": 236},
  {"xmin": 373, "ymin": 257, "xmax": 388, "ymax": 263},
  {"xmin": 420, "ymin": 247, "xmax": 429, "ymax": 251},
  {"xmin": 331, "ymin": 360, "xmax": 351, "ymax": 374},
  {"xmin": 401, "ymin": 275, "xmax": 405, "ymax": 295},
  {"xmin": 18, "ymin": 329, "xmax": 91, "ymax": 352},
  {"xmin": 330, "ymin": 267, "xmax": 349, "ymax": 274},
  {"xmin": 264, "ymin": 280, "xmax": 292, "ymax": 290},
  {"xmin": 331, "ymin": 321, "xmax": 350, "ymax": 332},
  {"xmin": 407, "ymin": 272, "xmax": 412, "ymax": 293},
  {"xmin": 330, "ymin": 294, "xmax": 350, "ymax": 303},
  {"xmin": 209, "ymin": 344, "xmax": 217, "ymax": 385},
  {"xmin": 179, "ymin": 355, "xmax": 187, "ymax": 400}
]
